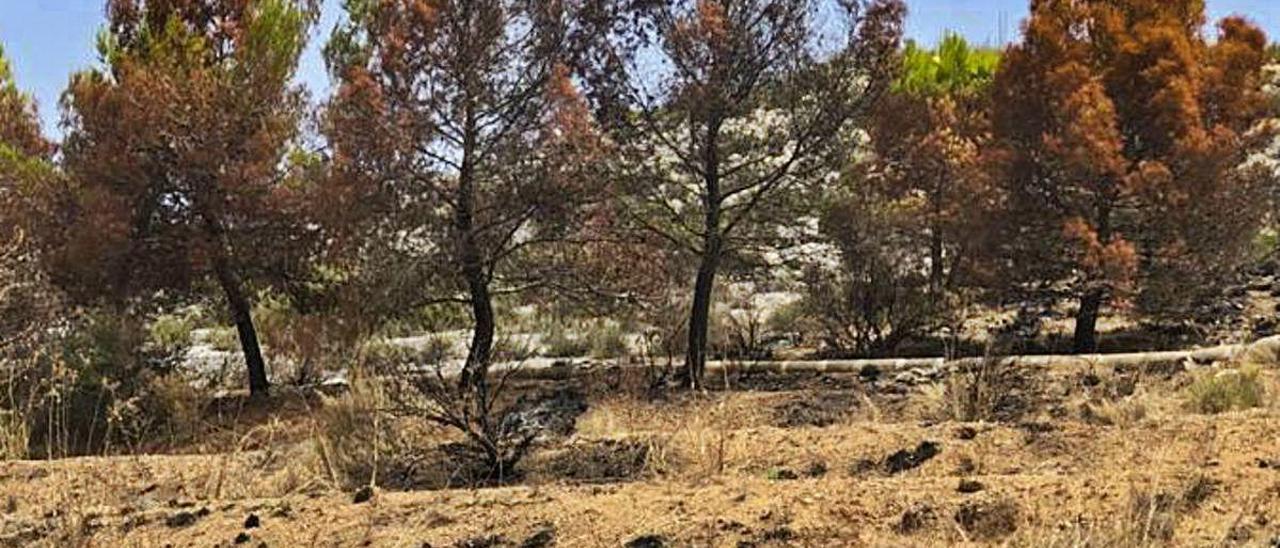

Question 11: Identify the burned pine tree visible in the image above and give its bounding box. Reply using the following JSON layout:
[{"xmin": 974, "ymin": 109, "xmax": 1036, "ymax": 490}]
[
  {"xmin": 594, "ymin": 0, "xmax": 905, "ymax": 386},
  {"xmin": 322, "ymin": 0, "xmax": 609, "ymax": 477},
  {"xmin": 52, "ymin": 0, "xmax": 319, "ymax": 396}
]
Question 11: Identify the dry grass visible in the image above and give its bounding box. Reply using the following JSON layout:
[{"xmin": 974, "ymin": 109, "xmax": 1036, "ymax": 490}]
[
  {"xmin": 0, "ymin": 410, "xmax": 27, "ymax": 461},
  {"xmin": 1079, "ymin": 396, "xmax": 1151, "ymax": 427},
  {"xmin": 937, "ymin": 356, "xmax": 1045, "ymax": 423},
  {"xmin": 310, "ymin": 373, "xmax": 453, "ymax": 491},
  {"xmin": 1025, "ymin": 474, "xmax": 1225, "ymax": 547},
  {"xmin": 574, "ymin": 394, "xmax": 766, "ymax": 480},
  {"xmin": 1073, "ymin": 366, "xmax": 1160, "ymax": 428},
  {"xmin": 311, "ymin": 377, "xmax": 386, "ymax": 491},
  {"xmin": 5, "ymin": 361, "xmax": 1280, "ymax": 546}
]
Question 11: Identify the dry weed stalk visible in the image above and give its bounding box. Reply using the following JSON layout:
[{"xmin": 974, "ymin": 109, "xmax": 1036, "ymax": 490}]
[{"xmin": 943, "ymin": 352, "xmax": 1043, "ymax": 422}]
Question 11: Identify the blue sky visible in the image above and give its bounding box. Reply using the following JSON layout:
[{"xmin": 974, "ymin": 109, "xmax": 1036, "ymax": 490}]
[{"xmin": 2, "ymin": 0, "xmax": 1278, "ymax": 137}]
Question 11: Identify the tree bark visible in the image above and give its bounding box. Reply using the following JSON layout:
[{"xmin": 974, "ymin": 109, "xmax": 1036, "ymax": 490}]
[
  {"xmin": 929, "ymin": 229, "xmax": 944, "ymax": 296},
  {"xmin": 212, "ymin": 255, "xmax": 270, "ymax": 396},
  {"xmin": 929, "ymin": 172, "xmax": 945, "ymax": 297},
  {"xmin": 455, "ymin": 101, "xmax": 494, "ymax": 392},
  {"xmin": 460, "ymin": 262, "xmax": 495, "ymax": 388},
  {"xmin": 1073, "ymin": 288, "xmax": 1104, "ymax": 353},
  {"xmin": 684, "ymin": 246, "xmax": 720, "ymax": 389},
  {"xmin": 1074, "ymin": 201, "xmax": 1113, "ymax": 354},
  {"xmin": 683, "ymin": 117, "xmax": 724, "ymax": 389}
]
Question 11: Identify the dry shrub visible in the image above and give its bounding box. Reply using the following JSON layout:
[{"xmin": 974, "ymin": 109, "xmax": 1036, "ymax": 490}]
[
  {"xmin": 1237, "ymin": 335, "xmax": 1280, "ymax": 366},
  {"xmin": 361, "ymin": 338, "xmax": 558, "ymax": 485},
  {"xmin": 0, "ymin": 284, "xmax": 61, "ymax": 459},
  {"xmin": 397, "ymin": 381, "xmax": 536, "ymax": 484},
  {"xmin": 579, "ymin": 361, "xmax": 671, "ymax": 401},
  {"xmin": 1182, "ymin": 365, "xmax": 1267, "ymax": 414},
  {"xmin": 801, "ymin": 194, "xmax": 948, "ymax": 358},
  {"xmin": 253, "ymin": 293, "xmax": 367, "ymax": 386},
  {"xmin": 582, "ymin": 323, "xmax": 701, "ymax": 398},
  {"xmin": 0, "ymin": 410, "xmax": 26, "ymax": 460},
  {"xmin": 955, "ymin": 497, "xmax": 1020, "ymax": 541},
  {"xmin": 0, "ymin": 346, "xmax": 47, "ymax": 460},
  {"xmin": 896, "ymin": 504, "xmax": 937, "ymax": 534},
  {"xmin": 1113, "ymin": 477, "xmax": 1216, "ymax": 545},
  {"xmin": 577, "ymin": 396, "xmax": 756, "ymax": 480},
  {"xmin": 99, "ymin": 317, "xmax": 215, "ymax": 454},
  {"xmin": 541, "ymin": 439, "xmax": 650, "ymax": 483},
  {"xmin": 311, "ymin": 387, "xmax": 371, "ymax": 490},
  {"xmin": 643, "ymin": 426, "xmax": 727, "ymax": 480},
  {"xmin": 311, "ymin": 373, "xmax": 424, "ymax": 490},
  {"xmin": 15, "ymin": 489, "xmax": 103, "ymax": 547},
  {"xmin": 1029, "ymin": 476, "xmax": 1218, "ymax": 547},
  {"xmin": 1078, "ymin": 397, "xmax": 1149, "ymax": 427},
  {"xmin": 1120, "ymin": 490, "xmax": 1181, "ymax": 544},
  {"xmin": 113, "ymin": 373, "xmax": 212, "ymax": 453},
  {"xmin": 719, "ymin": 286, "xmax": 778, "ymax": 361},
  {"xmin": 942, "ymin": 355, "xmax": 1043, "ymax": 422},
  {"xmin": 1074, "ymin": 367, "xmax": 1151, "ymax": 426},
  {"xmin": 1, "ymin": 311, "xmax": 212, "ymax": 459},
  {"xmin": 0, "ymin": 223, "xmax": 57, "ymax": 460}
]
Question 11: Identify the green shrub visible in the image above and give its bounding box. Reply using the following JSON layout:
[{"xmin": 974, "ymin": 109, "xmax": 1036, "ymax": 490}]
[
  {"xmin": 206, "ymin": 326, "xmax": 240, "ymax": 352},
  {"xmin": 148, "ymin": 313, "xmax": 194, "ymax": 355},
  {"xmin": 493, "ymin": 336, "xmax": 537, "ymax": 362},
  {"xmin": 589, "ymin": 322, "xmax": 630, "ymax": 359},
  {"xmin": 360, "ymin": 336, "xmax": 451, "ymax": 371},
  {"xmin": 1183, "ymin": 366, "xmax": 1266, "ymax": 414},
  {"xmin": 252, "ymin": 292, "xmax": 358, "ymax": 384},
  {"xmin": 542, "ymin": 322, "xmax": 591, "ymax": 358}
]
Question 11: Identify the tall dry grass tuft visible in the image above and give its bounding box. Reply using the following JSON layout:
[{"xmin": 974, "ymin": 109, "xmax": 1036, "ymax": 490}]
[
  {"xmin": 0, "ymin": 408, "xmax": 28, "ymax": 460},
  {"xmin": 0, "ymin": 312, "xmax": 219, "ymax": 460},
  {"xmin": 0, "ymin": 360, "xmax": 36, "ymax": 460},
  {"xmin": 642, "ymin": 403, "xmax": 731, "ymax": 480},
  {"xmin": 1028, "ymin": 476, "xmax": 1220, "ymax": 547},
  {"xmin": 941, "ymin": 354, "xmax": 1043, "ymax": 422},
  {"xmin": 312, "ymin": 371, "xmax": 392, "ymax": 491},
  {"xmin": 1075, "ymin": 367, "xmax": 1151, "ymax": 427},
  {"xmin": 576, "ymin": 395, "xmax": 768, "ymax": 480},
  {"xmin": 1, "ymin": 345, "xmax": 83, "ymax": 461}
]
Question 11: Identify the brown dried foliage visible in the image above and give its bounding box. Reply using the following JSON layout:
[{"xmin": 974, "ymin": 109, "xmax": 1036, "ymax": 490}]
[{"xmin": 990, "ymin": 0, "xmax": 1275, "ymax": 350}]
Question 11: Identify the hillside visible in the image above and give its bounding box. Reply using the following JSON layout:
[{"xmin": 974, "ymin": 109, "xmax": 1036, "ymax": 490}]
[{"xmin": 4, "ymin": 353, "xmax": 1280, "ymax": 547}]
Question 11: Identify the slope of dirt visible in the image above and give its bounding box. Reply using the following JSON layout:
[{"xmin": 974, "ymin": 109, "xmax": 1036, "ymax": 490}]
[{"xmin": 4, "ymin": 366, "xmax": 1280, "ymax": 547}]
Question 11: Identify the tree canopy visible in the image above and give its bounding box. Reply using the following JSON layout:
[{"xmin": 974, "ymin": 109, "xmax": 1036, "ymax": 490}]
[
  {"xmin": 50, "ymin": 0, "xmax": 318, "ymax": 395},
  {"xmin": 991, "ymin": 0, "xmax": 1275, "ymax": 351},
  {"xmin": 595, "ymin": 0, "xmax": 906, "ymax": 385},
  {"xmin": 897, "ymin": 33, "xmax": 999, "ymax": 98}
]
